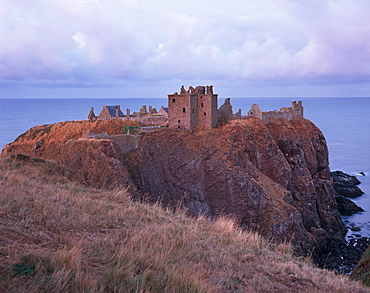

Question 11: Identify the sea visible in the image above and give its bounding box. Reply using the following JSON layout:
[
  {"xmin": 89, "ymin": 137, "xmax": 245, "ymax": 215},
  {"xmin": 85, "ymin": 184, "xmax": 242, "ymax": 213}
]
[{"xmin": 1, "ymin": 97, "xmax": 370, "ymax": 238}]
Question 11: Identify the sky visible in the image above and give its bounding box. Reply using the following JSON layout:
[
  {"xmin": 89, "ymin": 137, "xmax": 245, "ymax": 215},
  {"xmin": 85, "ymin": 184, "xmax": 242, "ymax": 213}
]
[{"xmin": 1, "ymin": 0, "xmax": 370, "ymax": 99}]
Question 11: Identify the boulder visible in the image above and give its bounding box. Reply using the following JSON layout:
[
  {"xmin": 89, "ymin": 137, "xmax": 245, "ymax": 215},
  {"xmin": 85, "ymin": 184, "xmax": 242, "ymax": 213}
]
[
  {"xmin": 331, "ymin": 171, "xmax": 364, "ymax": 198},
  {"xmin": 335, "ymin": 195, "xmax": 364, "ymax": 215}
]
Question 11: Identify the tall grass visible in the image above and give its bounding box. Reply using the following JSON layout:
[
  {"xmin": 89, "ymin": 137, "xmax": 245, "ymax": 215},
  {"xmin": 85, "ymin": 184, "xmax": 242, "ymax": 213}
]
[{"xmin": 0, "ymin": 157, "xmax": 369, "ymax": 292}]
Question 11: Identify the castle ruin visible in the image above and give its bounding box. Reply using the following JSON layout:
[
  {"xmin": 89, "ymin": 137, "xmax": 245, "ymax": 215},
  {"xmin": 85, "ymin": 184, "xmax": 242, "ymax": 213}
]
[
  {"xmin": 88, "ymin": 105, "xmax": 124, "ymax": 121},
  {"xmin": 168, "ymin": 85, "xmax": 218, "ymax": 130},
  {"xmin": 88, "ymin": 104, "xmax": 168, "ymax": 127},
  {"xmin": 88, "ymin": 85, "xmax": 304, "ymax": 131},
  {"xmin": 247, "ymin": 101, "xmax": 304, "ymax": 123},
  {"xmin": 218, "ymin": 98, "xmax": 242, "ymax": 121}
]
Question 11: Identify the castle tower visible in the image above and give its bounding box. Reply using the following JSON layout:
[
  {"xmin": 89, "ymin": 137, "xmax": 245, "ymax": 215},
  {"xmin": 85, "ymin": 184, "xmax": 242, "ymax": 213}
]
[
  {"xmin": 196, "ymin": 85, "xmax": 218, "ymax": 129},
  {"xmin": 292, "ymin": 100, "xmax": 304, "ymax": 118},
  {"xmin": 168, "ymin": 86, "xmax": 197, "ymax": 130},
  {"xmin": 168, "ymin": 85, "xmax": 218, "ymax": 130}
]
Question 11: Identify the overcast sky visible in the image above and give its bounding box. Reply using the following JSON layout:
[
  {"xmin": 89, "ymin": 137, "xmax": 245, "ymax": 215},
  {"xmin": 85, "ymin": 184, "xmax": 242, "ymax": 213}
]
[{"xmin": 1, "ymin": 0, "xmax": 370, "ymax": 98}]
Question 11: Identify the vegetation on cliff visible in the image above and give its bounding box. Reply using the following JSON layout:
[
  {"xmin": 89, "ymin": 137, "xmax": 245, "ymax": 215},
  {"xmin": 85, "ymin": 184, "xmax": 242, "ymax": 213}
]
[
  {"xmin": 0, "ymin": 118, "xmax": 350, "ymax": 270},
  {"xmin": 352, "ymin": 246, "xmax": 370, "ymax": 287},
  {"xmin": 1, "ymin": 157, "xmax": 369, "ymax": 292}
]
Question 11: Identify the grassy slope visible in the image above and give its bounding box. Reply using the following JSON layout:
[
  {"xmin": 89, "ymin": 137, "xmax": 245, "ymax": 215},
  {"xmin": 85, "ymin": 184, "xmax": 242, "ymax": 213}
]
[
  {"xmin": 352, "ymin": 247, "xmax": 370, "ymax": 287},
  {"xmin": 0, "ymin": 157, "xmax": 369, "ymax": 293}
]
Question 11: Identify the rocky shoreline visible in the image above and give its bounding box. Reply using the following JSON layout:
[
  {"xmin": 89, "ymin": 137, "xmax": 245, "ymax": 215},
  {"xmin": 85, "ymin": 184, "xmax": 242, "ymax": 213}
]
[{"xmin": 328, "ymin": 171, "xmax": 369, "ymax": 274}]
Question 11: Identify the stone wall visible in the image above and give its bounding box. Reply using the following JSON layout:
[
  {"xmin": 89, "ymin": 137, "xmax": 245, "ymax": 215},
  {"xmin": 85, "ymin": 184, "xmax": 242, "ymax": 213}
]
[
  {"xmin": 248, "ymin": 101, "xmax": 304, "ymax": 123},
  {"xmin": 219, "ymin": 98, "xmax": 242, "ymax": 121},
  {"xmin": 196, "ymin": 90, "xmax": 218, "ymax": 129},
  {"xmin": 108, "ymin": 134, "xmax": 141, "ymax": 154},
  {"xmin": 87, "ymin": 132, "xmax": 141, "ymax": 154},
  {"xmin": 168, "ymin": 90, "xmax": 197, "ymax": 130}
]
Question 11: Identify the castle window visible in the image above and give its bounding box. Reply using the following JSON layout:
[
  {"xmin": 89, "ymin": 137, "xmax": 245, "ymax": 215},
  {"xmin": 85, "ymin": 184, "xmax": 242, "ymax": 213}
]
[
  {"xmin": 183, "ymin": 108, "xmax": 186, "ymax": 113},
  {"xmin": 193, "ymin": 109, "xmax": 195, "ymax": 114},
  {"xmin": 178, "ymin": 120, "xmax": 180, "ymax": 123},
  {"xmin": 204, "ymin": 112, "xmax": 207, "ymax": 116},
  {"xmin": 178, "ymin": 126, "xmax": 181, "ymax": 129},
  {"xmin": 173, "ymin": 99, "xmax": 176, "ymax": 103},
  {"xmin": 201, "ymin": 103, "xmax": 204, "ymax": 107}
]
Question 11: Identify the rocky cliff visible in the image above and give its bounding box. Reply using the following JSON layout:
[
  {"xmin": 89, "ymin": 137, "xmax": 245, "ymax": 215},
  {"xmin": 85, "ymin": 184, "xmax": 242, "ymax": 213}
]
[{"xmin": 1, "ymin": 117, "xmax": 347, "ymax": 265}]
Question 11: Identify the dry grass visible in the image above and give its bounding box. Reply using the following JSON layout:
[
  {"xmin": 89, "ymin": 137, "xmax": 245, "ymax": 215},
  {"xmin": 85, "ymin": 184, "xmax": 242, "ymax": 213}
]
[{"xmin": 0, "ymin": 157, "xmax": 369, "ymax": 292}]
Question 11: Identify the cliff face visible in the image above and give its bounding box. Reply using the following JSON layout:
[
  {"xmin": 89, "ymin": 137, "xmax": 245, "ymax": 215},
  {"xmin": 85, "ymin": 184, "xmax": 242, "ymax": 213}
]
[
  {"xmin": 1, "ymin": 117, "xmax": 346, "ymax": 259},
  {"xmin": 123, "ymin": 118, "xmax": 346, "ymax": 257}
]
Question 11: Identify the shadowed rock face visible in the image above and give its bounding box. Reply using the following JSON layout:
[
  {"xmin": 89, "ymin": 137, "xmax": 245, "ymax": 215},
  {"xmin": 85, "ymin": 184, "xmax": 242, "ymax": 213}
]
[{"xmin": 1, "ymin": 117, "xmax": 347, "ymax": 262}]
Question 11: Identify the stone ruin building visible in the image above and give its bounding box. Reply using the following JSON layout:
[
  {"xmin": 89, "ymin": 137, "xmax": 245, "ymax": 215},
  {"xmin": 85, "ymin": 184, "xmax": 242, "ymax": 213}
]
[
  {"xmin": 247, "ymin": 101, "xmax": 304, "ymax": 123},
  {"xmin": 218, "ymin": 97, "xmax": 242, "ymax": 122},
  {"xmin": 88, "ymin": 104, "xmax": 168, "ymax": 127},
  {"xmin": 88, "ymin": 85, "xmax": 304, "ymax": 130},
  {"xmin": 88, "ymin": 105, "xmax": 124, "ymax": 121},
  {"xmin": 167, "ymin": 85, "xmax": 255, "ymax": 130},
  {"xmin": 168, "ymin": 85, "xmax": 218, "ymax": 130}
]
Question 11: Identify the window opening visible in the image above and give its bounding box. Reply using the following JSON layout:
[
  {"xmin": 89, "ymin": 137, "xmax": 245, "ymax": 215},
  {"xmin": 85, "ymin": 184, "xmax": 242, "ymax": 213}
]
[{"xmin": 183, "ymin": 108, "xmax": 186, "ymax": 113}]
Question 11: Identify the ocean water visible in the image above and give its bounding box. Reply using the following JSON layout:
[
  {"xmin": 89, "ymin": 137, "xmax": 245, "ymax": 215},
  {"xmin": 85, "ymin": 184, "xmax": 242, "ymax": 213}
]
[{"xmin": 1, "ymin": 97, "xmax": 370, "ymax": 237}]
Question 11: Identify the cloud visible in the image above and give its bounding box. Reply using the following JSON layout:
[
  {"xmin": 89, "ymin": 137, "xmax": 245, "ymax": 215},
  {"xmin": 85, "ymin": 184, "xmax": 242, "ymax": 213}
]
[{"xmin": 1, "ymin": 0, "xmax": 370, "ymax": 96}]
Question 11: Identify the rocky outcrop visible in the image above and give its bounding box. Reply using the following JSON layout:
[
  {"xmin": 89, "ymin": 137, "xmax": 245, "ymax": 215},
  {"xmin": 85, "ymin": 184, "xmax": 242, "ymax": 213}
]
[
  {"xmin": 1, "ymin": 117, "xmax": 347, "ymax": 267},
  {"xmin": 331, "ymin": 171, "xmax": 364, "ymax": 215},
  {"xmin": 331, "ymin": 171, "xmax": 364, "ymax": 198},
  {"xmin": 336, "ymin": 196, "xmax": 364, "ymax": 215},
  {"xmin": 1, "ymin": 120, "xmax": 140, "ymax": 192},
  {"xmin": 123, "ymin": 118, "xmax": 347, "ymax": 264},
  {"xmin": 59, "ymin": 139, "xmax": 136, "ymax": 191},
  {"xmin": 124, "ymin": 124, "xmax": 312, "ymax": 251}
]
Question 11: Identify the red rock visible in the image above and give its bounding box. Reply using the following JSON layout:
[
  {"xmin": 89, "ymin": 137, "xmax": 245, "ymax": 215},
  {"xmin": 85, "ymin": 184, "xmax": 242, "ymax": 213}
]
[{"xmin": 1, "ymin": 118, "xmax": 347, "ymax": 258}]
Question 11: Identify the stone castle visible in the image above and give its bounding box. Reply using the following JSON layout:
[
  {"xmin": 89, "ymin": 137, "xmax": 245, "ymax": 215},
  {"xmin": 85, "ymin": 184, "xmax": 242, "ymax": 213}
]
[
  {"xmin": 167, "ymin": 85, "xmax": 303, "ymax": 129},
  {"xmin": 168, "ymin": 85, "xmax": 218, "ymax": 130},
  {"xmin": 88, "ymin": 85, "xmax": 304, "ymax": 129}
]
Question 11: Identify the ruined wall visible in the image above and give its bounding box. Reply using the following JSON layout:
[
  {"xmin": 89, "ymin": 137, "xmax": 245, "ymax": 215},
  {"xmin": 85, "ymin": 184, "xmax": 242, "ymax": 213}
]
[
  {"xmin": 219, "ymin": 98, "xmax": 242, "ymax": 121},
  {"xmin": 248, "ymin": 101, "xmax": 304, "ymax": 123},
  {"xmin": 158, "ymin": 106, "xmax": 168, "ymax": 119},
  {"xmin": 248, "ymin": 104, "xmax": 263, "ymax": 120},
  {"xmin": 107, "ymin": 134, "xmax": 141, "ymax": 154},
  {"xmin": 197, "ymin": 93, "xmax": 218, "ymax": 129},
  {"xmin": 262, "ymin": 110, "xmax": 296, "ymax": 123},
  {"xmin": 88, "ymin": 107, "xmax": 97, "ymax": 121},
  {"xmin": 86, "ymin": 132, "xmax": 141, "ymax": 154},
  {"xmin": 168, "ymin": 93, "xmax": 197, "ymax": 130},
  {"xmin": 232, "ymin": 109, "xmax": 242, "ymax": 120},
  {"xmin": 97, "ymin": 105, "xmax": 125, "ymax": 120},
  {"xmin": 292, "ymin": 101, "xmax": 304, "ymax": 117}
]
